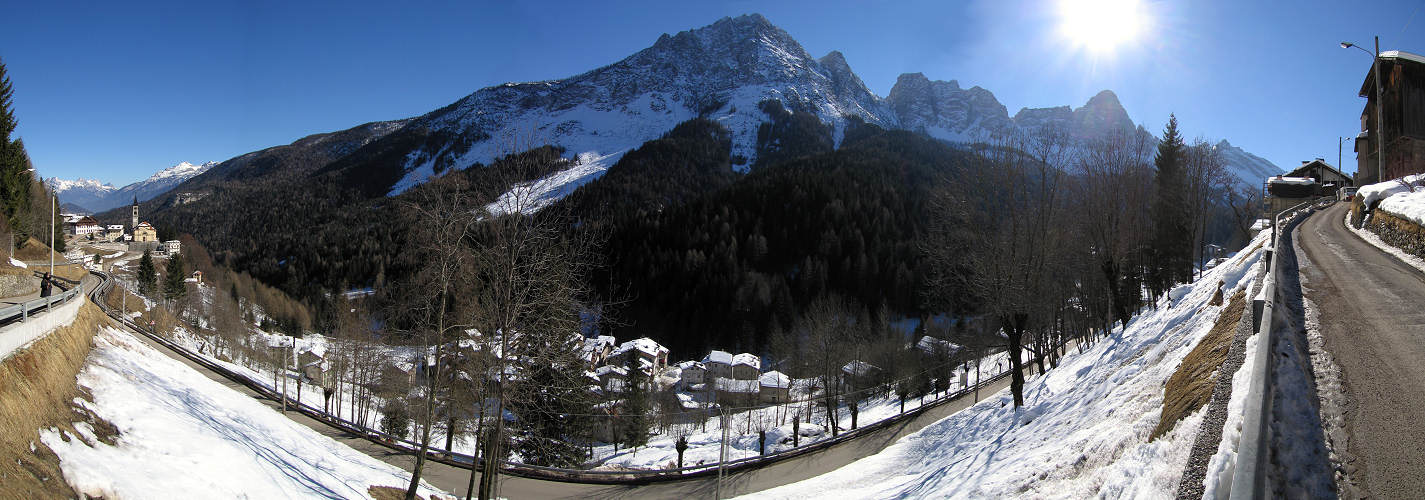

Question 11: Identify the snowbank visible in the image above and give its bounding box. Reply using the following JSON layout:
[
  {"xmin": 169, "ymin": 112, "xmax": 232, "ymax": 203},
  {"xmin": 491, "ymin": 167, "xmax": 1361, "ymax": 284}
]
[
  {"xmin": 10, "ymin": 257, "xmax": 27, "ymax": 268},
  {"xmin": 42, "ymin": 326, "xmax": 449, "ymax": 499},
  {"xmin": 1357, "ymin": 173, "xmax": 1425, "ymax": 209},
  {"xmin": 742, "ymin": 233, "xmax": 1267, "ymax": 499}
]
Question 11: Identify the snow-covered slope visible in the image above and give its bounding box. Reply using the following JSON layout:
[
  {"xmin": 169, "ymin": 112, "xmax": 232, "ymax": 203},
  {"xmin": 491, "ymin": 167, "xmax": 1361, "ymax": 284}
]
[
  {"xmin": 50, "ymin": 161, "xmax": 216, "ymax": 212},
  {"xmin": 386, "ymin": 13, "xmax": 898, "ymax": 195},
  {"xmin": 1214, "ymin": 140, "xmax": 1284, "ymax": 187},
  {"xmin": 744, "ymin": 233, "xmax": 1267, "ymax": 499},
  {"xmin": 42, "ymin": 326, "xmax": 448, "ymax": 499}
]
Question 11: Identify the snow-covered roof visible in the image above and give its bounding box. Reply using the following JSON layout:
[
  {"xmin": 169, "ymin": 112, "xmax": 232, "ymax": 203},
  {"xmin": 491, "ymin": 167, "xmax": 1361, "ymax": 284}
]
[
  {"xmin": 582, "ymin": 335, "xmax": 616, "ymax": 355},
  {"xmin": 732, "ymin": 353, "xmax": 760, "ymax": 368},
  {"xmin": 676, "ymin": 360, "xmax": 705, "ymax": 371},
  {"xmin": 703, "ymin": 350, "xmax": 734, "ymax": 365},
  {"xmin": 1267, "ymin": 176, "xmax": 1315, "ymax": 186},
  {"xmin": 613, "ymin": 337, "xmax": 668, "ymax": 359},
  {"xmin": 915, "ymin": 336, "xmax": 962, "ymax": 356},
  {"xmin": 759, "ymin": 370, "xmax": 791, "ymax": 389},
  {"xmin": 715, "ymin": 378, "xmax": 759, "ymax": 393},
  {"xmin": 596, "ymin": 365, "xmax": 628, "ymax": 378},
  {"xmin": 842, "ymin": 360, "xmax": 880, "ymax": 377},
  {"xmin": 1380, "ymin": 50, "xmax": 1425, "ymax": 65}
]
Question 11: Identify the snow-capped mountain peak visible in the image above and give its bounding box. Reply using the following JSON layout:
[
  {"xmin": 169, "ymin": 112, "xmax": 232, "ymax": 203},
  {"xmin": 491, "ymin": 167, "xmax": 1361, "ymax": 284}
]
[
  {"xmin": 384, "ymin": 13, "xmax": 898, "ymax": 195},
  {"xmin": 49, "ymin": 161, "xmax": 217, "ymax": 212}
]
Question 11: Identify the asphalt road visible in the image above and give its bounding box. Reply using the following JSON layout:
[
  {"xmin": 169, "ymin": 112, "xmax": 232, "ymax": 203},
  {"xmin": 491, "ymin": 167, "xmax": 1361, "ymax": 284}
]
[
  {"xmin": 1296, "ymin": 202, "xmax": 1425, "ymax": 498},
  {"xmin": 110, "ymin": 308, "xmax": 1023, "ymax": 499}
]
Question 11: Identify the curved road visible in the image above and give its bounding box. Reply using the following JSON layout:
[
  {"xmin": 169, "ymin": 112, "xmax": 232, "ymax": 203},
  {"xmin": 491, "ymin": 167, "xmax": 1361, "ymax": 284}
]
[
  {"xmin": 106, "ymin": 300, "xmax": 1021, "ymax": 499},
  {"xmin": 1296, "ymin": 202, "xmax": 1425, "ymax": 498}
]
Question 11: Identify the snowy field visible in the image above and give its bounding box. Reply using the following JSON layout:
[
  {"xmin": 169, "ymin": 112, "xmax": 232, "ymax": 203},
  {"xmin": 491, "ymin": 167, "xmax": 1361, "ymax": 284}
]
[
  {"xmin": 41, "ymin": 326, "xmax": 450, "ymax": 499},
  {"xmin": 742, "ymin": 234, "xmax": 1266, "ymax": 499}
]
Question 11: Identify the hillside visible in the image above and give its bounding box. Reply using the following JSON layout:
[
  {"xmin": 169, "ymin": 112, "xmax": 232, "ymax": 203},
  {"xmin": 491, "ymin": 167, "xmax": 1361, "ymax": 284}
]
[{"xmin": 744, "ymin": 233, "xmax": 1267, "ymax": 499}]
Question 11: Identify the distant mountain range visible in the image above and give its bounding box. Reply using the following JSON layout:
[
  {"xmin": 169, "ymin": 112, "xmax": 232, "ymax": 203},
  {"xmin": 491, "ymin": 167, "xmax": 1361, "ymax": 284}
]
[
  {"xmin": 140, "ymin": 14, "xmax": 1276, "ymax": 212},
  {"xmin": 49, "ymin": 161, "xmax": 216, "ymax": 213}
]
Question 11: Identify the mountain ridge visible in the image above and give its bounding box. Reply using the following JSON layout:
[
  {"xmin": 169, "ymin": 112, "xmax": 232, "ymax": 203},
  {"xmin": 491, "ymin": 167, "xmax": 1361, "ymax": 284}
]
[{"xmin": 49, "ymin": 161, "xmax": 217, "ymax": 212}]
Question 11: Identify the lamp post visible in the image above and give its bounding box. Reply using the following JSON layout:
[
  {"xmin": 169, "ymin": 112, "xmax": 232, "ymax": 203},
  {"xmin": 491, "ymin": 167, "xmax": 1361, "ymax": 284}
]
[
  {"xmin": 1342, "ymin": 37, "xmax": 1385, "ymax": 183},
  {"xmin": 49, "ymin": 193, "xmax": 55, "ymax": 279}
]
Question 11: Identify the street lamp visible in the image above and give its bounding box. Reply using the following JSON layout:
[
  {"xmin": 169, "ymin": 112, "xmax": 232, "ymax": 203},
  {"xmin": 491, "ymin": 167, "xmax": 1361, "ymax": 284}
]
[{"xmin": 1342, "ymin": 37, "xmax": 1385, "ymax": 184}]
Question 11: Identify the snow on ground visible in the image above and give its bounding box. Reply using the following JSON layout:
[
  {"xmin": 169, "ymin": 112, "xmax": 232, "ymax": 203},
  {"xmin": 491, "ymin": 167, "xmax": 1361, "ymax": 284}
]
[
  {"xmin": 1377, "ymin": 181, "xmax": 1425, "ymax": 227},
  {"xmin": 41, "ymin": 326, "xmax": 449, "ymax": 499},
  {"xmin": 0, "ymin": 291, "xmax": 81, "ymax": 362},
  {"xmin": 487, "ymin": 150, "xmax": 627, "ymax": 215},
  {"xmin": 10, "ymin": 256, "xmax": 27, "ymax": 268},
  {"xmin": 591, "ymin": 351, "xmax": 1022, "ymax": 471},
  {"xmin": 1357, "ymin": 173, "xmax": 1425, "ymax": 211},
  {"xmin": 742, "ymin": 233, "xmax": 1267, "ymax": 499}
]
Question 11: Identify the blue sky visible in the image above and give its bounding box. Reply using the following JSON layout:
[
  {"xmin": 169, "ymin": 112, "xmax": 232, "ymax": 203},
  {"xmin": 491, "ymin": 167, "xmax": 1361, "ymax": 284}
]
[{"xmin": 2, "ymin": 0, "xmax": 1421, "ymax": 185}]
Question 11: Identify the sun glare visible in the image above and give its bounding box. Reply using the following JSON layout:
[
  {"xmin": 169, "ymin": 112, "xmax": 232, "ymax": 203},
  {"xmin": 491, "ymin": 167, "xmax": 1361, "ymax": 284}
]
[{"xmin": 1058, "ymin": 0, "xmax": 1148, "ymax": 54}]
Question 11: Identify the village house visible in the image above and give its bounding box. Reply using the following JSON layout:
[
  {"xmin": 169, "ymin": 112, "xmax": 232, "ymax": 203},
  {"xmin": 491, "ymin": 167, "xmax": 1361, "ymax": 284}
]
[
  {"xmin": 675, "ymin": 360, "xmax": 706, "ymax": 388},
  {"xmin": 842, "ymin": 360, "xmax": 881, "ymax": 393},
  {"xmin": 1354, "ymin": 49, "xmax": 1425, "ymax": 185},
  {"xmin": 581, "ymin": 335, "xmax": 616, "ymax": 368},
  {"xmin": 758, "ymin": 370, "xmax": 791, "ymax": 404},
  {"xmin": 1283, "ymin": 159, "xmax": 1353, "ymax": 198},
  {"xmin": 715, "ymin": 377, "xmax": 759, "ymax": 407},
  {"xmin": 162, "ymin": 239, "xmax": 181, "ymax": 255},
  {"xmin": 608, "ymin": 337, "xmax": 669, "ymax": 374},
  {"xmin": 68, "ymin": 216, "xmax": 102, "ymax": 236},
  {"xmin": 915, "ymin": 336, "xmax": 962, "ymax": 360},
  {"xmin": 105, "ymin": 225, "xmax": 124, "ymax": 241},
  {"xmin": 702, "ymin": 350, "xmax": 734, "ymax": 379},
  {"xmin": 596, "ymin": 364, "xmax": 628, "ymax": 394},
  {"xmin": 731, "ymin": 353, "xmax": 761, "ymax": 380}
]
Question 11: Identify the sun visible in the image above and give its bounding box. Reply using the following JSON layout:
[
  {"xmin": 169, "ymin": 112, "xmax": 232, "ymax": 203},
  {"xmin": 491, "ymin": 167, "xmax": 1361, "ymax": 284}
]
[{"xmin": 1058, "ymin": 0, "xmax": 1148, "ymax": 54}]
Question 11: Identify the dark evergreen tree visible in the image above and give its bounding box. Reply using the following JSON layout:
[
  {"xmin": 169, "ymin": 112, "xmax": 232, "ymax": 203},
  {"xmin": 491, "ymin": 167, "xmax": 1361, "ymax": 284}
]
[
  {"xmin": 164, "ymin": 254, "xmax": 187, "ymax": 302},
  {"xmin": 507, "ymin": 331, "xmax": 597, "ymax": 468},
  {"xmin": 137, "ymin": 252, "xmax": 158, "ymax": 296},
  {"xmin": 1150, "ymin": 114, "xmax": 1190, "ymax": 296},
  {"xmin": 620, "ymin": 356, "xmax": 651, "ymax": 449},
  {"xmin": 0, "ymin": 59, "xmax": 34, "ymax": 245}
]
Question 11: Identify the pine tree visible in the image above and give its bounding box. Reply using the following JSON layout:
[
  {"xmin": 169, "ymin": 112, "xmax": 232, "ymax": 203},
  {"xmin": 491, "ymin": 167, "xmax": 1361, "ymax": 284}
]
[
  {"xmin": 507, "ymin": 331, "xmax": 597, "ymax": 467},
  {"xmin": 137, "ymin": 252, "xmax": 158, "ymax": 297},
  {"xmin": 1151, "ymin": 114, "xmax": 1190, "ymax": 296},
  {"xmin": 164, "ymin": 254, "xmax": 187, "ymax": 302},
  {"xmin": 0, "ymin": 59, "xmax": 34, "ymax": 244},
  {"xmin": 620, "ymin": 355, "xmax": 651, "ymax": 449}
]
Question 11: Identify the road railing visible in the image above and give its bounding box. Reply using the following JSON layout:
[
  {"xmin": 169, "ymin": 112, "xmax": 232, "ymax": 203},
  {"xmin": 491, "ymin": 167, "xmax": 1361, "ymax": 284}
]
[
  {"xmin": 1230, "ymin": 196, "xmax": 1329, "ymax": 498},
  {"xmin": 0, "ymin": 271, "xmax": 82, "ymax": 327}
]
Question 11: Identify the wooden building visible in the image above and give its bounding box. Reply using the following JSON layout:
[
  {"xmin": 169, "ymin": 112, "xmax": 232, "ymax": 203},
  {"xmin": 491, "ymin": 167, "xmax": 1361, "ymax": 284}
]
[
  {"xmin": 1284, "ymin": 159, "xmax": 1353, "ymax": 198},
  {"xmin": 1355, "ymin": 50, "xmax": 1425, "ymax": 185}
]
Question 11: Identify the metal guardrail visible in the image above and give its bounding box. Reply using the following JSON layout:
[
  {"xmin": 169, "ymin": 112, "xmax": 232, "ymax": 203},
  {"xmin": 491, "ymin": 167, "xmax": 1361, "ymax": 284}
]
[
  {"xmin": 1230, "ymin": 197, "xmax": 1329, "ymax": 498},
  {"xmin": 0, "ymin": 273, "xmax": 82, "ymax": 327},
  {"xmin": 87, "ymin": 269, "xmax": 1035, "ymax": 484}
]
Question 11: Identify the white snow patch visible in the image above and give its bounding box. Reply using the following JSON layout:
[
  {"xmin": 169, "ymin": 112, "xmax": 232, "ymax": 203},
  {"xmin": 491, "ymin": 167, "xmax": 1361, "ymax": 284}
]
[
  {"xmin": 41, "ymin": 326, "xmax": 450, "ymax": 499},
  {"xmin": 741, "ymin": 232, "xmax": 1267, "ymax": 499},
  {"xmin": 487, "ymin": 150, "xmax": 626, "ymax": 215}
]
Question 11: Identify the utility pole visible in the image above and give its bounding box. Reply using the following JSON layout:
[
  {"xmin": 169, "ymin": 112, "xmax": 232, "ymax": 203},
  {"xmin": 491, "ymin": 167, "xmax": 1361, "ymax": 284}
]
[
  {"xmin": 282, "ymin": 339, "xmax": 290, "ymax": 413},
  {"xmin": 716, "ymin": 407, "xmax": 729, "ymax": 499},
  {"xmin": 1375, "ymin": 36, "xmax": 1385, "ymax": 183}
]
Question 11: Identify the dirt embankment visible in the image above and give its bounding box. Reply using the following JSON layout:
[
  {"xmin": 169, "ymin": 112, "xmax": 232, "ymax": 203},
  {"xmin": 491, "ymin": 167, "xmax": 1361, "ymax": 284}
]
[
  {"xmin": 0, "ymin": 302, "xmax": 113, "ymax": 499},
  {"xmin": 1153, "ymin": 288, "xmax": 1247, "ymax": 440}
]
